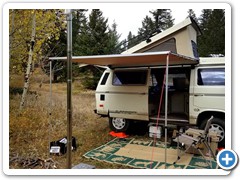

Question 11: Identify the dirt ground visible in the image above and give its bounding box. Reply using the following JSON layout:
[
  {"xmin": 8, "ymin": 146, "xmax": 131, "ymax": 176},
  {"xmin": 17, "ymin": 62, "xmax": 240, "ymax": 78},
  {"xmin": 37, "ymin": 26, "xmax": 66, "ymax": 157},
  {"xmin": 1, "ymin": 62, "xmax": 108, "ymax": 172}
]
[{"xmin": 9, "ymin": 69, "xmax": 151, "ymax": 169}]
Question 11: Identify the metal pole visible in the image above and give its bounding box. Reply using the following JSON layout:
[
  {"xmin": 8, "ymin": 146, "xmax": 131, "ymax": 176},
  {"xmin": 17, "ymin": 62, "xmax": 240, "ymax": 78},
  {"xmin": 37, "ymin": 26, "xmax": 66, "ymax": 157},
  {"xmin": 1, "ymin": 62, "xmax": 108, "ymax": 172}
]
[
  {"xmin": 66, "ymin": 9, "xmax": 72, "ymax": 169},
  {"xmin": 49, "ymin": 60, "xmax": 52, "ymax": 158},
  {"xmin": 164, "ymin": 54, "xmax": 169, "ymax": 168}
]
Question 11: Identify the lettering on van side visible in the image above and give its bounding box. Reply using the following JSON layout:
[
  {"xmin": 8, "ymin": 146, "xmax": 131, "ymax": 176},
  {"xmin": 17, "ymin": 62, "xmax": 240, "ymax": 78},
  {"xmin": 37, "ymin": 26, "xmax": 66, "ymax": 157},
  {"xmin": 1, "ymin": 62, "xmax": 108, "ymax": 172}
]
[{"xmin": 110, "ymin": 110, "xmax": 137, "ymax": 115}]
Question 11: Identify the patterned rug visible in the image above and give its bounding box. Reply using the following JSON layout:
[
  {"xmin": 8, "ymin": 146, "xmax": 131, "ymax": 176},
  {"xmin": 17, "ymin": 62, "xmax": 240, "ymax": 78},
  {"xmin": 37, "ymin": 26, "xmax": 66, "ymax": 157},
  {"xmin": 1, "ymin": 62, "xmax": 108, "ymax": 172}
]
[{"xmin": 83, "ymin": 138, "xmax": 217, "ymax": 169}]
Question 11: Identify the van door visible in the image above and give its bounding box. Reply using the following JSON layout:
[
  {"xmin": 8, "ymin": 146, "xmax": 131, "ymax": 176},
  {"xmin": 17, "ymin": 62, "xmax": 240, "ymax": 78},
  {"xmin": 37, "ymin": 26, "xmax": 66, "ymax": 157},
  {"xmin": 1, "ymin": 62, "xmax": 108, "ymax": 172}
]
[
  {"xmin": 108, "ymin": 69, "xmax": 149, "ymax": 121},
  {"xmin": 192, "ymin": 66, "xmax": 225, "ymax": 115}
]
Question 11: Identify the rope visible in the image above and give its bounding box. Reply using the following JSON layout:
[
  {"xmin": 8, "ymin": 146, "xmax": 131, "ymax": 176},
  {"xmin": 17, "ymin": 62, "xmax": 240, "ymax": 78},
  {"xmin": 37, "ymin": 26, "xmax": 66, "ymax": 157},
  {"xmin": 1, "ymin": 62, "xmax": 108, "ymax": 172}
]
[{"xmin": 150, "ymin": 69, "xmax": 166, "ymax": 169}]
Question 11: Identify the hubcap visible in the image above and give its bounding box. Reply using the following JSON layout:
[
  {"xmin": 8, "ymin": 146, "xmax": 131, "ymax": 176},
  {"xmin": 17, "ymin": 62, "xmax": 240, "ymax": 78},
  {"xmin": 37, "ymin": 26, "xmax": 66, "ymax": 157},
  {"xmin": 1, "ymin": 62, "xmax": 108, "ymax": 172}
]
[
  {"xmin": 209, "ymin": 123, "xmax": 225, "ymax": 142},
  {"xmin": 112, "ymin": 118, "xmax": 126, "ymax": 130}
]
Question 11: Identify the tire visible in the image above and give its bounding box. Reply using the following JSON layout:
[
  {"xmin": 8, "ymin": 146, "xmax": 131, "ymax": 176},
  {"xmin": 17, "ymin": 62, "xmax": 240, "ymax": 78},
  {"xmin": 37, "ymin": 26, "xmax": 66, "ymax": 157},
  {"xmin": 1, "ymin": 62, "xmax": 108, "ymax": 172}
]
[
  {"xmin": 109, "ymin": 117, "xmax": 130, "ymax": 132},
  {"xmin": 200, "ymin": 117, "xmax": 225, "ymax": 148}
]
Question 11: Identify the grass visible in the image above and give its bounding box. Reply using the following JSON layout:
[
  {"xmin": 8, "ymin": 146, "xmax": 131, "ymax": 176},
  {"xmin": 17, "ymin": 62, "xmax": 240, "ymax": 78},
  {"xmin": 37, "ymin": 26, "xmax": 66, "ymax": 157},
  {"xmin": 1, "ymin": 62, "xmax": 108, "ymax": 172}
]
[{"xmin": 9, "ymin": 70, "xmax": 131, "ymax": 169}]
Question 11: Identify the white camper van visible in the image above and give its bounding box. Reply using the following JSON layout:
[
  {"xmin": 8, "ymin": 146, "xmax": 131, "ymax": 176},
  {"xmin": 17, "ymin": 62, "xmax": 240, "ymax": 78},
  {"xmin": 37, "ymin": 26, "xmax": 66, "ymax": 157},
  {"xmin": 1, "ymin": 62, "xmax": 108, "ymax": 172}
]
[
  {"xmin": 92, "ymin": 18, "xmax": 225, "ymax": 146},
  {"xmin": 95, "ymin": 56, "xmax": 225, "ymax": 146},
  {"xmin": 49, "ymin": 18, "xmax": 225, "ymax": 147}
]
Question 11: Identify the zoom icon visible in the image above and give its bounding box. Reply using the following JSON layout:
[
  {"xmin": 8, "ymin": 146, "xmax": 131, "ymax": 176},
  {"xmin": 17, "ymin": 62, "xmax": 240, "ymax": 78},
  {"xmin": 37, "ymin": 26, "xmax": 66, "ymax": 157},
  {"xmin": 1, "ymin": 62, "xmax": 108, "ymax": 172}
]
[{"xmin": 217, "ymin": 149, "xmax": 238, "ymax": 170}]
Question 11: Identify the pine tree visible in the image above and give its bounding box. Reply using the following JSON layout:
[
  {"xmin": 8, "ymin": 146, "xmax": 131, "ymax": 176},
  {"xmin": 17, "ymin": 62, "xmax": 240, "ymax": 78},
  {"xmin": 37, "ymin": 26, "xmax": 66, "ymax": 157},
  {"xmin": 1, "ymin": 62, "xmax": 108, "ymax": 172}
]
[
  {"xmin": 87, "ymin": 9, "xmax": 109, "ymax": 55},
  {"xmin": 198, "ymin": 9, "xmax": 225, "ymax": 56},
  {"xmin": 42, "ymin": 9, "xmax": 122, "ymax": 86},
  {"xmin": 150, "ymin": 9, "xmax": 174, "ymax": 31},
  {"xmin": 75, "ymin": 9, "xmax": 121, "ymax": 55},
  {"xmin": 205, "ymin": 9, "xmax": 225, "ymax": 56},
  {"xmin": 72, "ymin": 10, "xmax": 90, "ymax": 56},
  {"xmin": 198, "ymin": 9, "xmax": 212, "ymax": 30},
  {"xmin": 107, "ymin": 21, "xmax": 121, "ymax": 54},
  {"xmin": 138, "ymin": 15, "xmax": 155, "ymax": 39},
  {"xmin": 127, "ymin": 9, "xmax": 174, "ymax": 48},
  {"xmin": 197, "ymin": 9, "xmax": 212, "ymax": 56},
  {"xmin": 74, "ymin": 9, "xmax": 122, "ymax": 89},
  {"xmin": 187, "ymin": 9, "xmax": 198, "ymax": 23},
  {"xmin": 72, "ymin": 9, "xmax": 88, "ymax": 56},
  {"xmin": 126, "ymin": 31, "xmax": 139, "ymax": 49}
]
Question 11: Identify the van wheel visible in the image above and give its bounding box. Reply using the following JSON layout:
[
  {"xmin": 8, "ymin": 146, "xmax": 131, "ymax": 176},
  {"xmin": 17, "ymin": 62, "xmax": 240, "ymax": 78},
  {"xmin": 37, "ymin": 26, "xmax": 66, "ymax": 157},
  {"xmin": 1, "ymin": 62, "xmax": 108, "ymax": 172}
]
[
  {"xmin": 109, "ymin": 117, "xmax": 130, "ymax": 132},
  {"xmin": 200, "ymin": 117, "xmax": 225, "ymax": 148}
]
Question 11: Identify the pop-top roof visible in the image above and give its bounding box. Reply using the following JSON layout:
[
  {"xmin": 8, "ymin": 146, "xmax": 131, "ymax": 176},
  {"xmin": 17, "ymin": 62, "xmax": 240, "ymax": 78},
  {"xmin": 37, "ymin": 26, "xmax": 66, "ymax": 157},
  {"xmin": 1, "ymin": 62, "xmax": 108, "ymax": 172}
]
[
  {"xmin": 121, "ymin": 17, "xmax": 201, "ymax": 55},
  {"xmin": 49, "ymin": 51, "xmax": 198, "ymax": 68}
]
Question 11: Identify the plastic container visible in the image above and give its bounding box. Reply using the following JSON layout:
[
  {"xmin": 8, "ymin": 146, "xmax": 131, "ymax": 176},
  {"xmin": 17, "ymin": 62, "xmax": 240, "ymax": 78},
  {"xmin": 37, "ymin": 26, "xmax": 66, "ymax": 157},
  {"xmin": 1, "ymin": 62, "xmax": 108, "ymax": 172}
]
[{"xmin": 149, "ymin": 124, "xmax": 162, "ymax": 138}]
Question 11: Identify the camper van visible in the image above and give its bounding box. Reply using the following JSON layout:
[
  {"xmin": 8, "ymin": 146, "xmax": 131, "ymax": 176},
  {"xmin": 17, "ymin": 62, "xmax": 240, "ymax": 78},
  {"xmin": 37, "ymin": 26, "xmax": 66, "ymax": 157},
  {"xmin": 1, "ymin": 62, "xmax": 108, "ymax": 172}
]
[
  {"xmin": 95, "ymin": 56, "xmax": 225, "ymax": 147},
  {"xmin": 49, "ymin": 18, "xmax": 225, "ymax": 147},
  {"xmin": 92, "ymin": 18, "xmax": 225, "ymax": 146}
]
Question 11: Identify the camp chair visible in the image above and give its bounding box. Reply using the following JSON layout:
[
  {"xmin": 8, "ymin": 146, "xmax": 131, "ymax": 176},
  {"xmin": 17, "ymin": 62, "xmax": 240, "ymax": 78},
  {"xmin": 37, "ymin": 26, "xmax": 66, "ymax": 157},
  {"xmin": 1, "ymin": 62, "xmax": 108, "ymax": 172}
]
[{"xmin": 173, "ymin": 116, "xmax": 217, "ymax": 168}]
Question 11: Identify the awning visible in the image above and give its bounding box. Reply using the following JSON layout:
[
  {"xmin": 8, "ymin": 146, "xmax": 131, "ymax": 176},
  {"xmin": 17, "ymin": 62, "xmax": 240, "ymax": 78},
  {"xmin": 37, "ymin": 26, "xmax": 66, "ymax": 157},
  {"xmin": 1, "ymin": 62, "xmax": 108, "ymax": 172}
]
[
  {"xmin": 48, "ymin": 50, "xmax": 199, "ymax": 169},
  {"xmin": 49, "ymin": 51, "xmax": 199, "ymax": 68}
]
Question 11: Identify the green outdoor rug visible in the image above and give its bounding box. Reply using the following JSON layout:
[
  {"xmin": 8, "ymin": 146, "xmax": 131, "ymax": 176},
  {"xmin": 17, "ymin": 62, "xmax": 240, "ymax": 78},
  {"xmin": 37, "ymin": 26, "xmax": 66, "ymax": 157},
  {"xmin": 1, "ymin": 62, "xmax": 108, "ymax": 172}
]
[{"xmin": 83, "ymin": 138, "xmax": 217, "ymax": 169}]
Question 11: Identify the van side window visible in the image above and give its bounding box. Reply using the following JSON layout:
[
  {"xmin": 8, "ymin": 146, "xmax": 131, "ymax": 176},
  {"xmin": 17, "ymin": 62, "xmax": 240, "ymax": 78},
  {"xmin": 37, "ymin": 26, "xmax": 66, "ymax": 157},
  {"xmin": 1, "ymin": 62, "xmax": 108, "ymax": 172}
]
[
  {"xmin": 144, "ymin": 38, "xmax": 177, "ymax": 53},
  {"xmin": 100, "ymin": 72, "xmax": 110, "ymax": 85},
  {"xmin": 113, "ymin": 70, "xmax": 147, "ymax": 85},
  {"xmin": 197, "ymin": 68, "xmax": 225, "ymax": 86},
  {"xmin": 191, "ymin": 40, "xmax": 199, "ymax": 59}
]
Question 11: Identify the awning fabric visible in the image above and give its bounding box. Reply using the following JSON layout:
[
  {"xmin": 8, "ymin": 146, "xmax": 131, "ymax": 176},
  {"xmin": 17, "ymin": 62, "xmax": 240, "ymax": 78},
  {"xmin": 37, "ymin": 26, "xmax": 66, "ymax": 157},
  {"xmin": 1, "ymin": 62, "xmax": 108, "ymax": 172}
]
[{"xmin": 49, "ymin": 51, "xmax": 199, "ymax": 68}]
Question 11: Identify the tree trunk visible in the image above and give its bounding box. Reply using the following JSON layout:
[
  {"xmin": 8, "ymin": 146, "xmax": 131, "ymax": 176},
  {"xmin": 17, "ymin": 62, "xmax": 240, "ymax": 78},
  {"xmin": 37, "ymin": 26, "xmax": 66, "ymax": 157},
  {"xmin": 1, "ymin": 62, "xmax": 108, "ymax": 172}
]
[{"xmin": 20, "ymin": 10, "xmax": 36, "ymax": 110}]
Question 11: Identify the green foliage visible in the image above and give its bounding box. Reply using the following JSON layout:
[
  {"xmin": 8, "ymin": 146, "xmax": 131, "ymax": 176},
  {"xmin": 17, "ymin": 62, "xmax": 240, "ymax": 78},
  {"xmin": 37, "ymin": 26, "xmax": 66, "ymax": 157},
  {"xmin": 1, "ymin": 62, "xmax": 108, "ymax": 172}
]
[
  {"xmin": 72, "ymin": 9, "xmax": 88, "ymax": 48},
  {"xmin": 82, "ymin": 9, "xmax": 122, "ymax": 56},
  {"xmin": 82, "ymin": 70, "xmax": 100, "ymax": 90},
  {"xmin": 126, "ymin": 31, "xmax": 139, "ymax": 49},
  {"xmin": 187, "ymin": 9, "xmax": 198, "ymax": 23},
  {"xmin": 107, "ymin": 22, "xmax": 122, "ymax": 54},
  {"xmin": 72, "ymin": 9, "xmax": 122, "ymax": 89},
  {"xmin": 79, "ymin": 68, "xmax": 103, "ymax": 90},
  {"xmin": 9, "ymin": 10, "xmax": 64, "ymax": 75},
  {"xmin": 197, "ymin": 9, "xmax": 225, "ymax": 56},
  {"xmin": 126, "ymin": 9, "xmax": 174, "ymax": 49},
  {"xmin": 40, "ymin": 10, "xmax": 67, "ymax": 82},
  {"xmin": 41, "ymin": 9, "xmax": 122, "ymax": 86},
  {"xmin": 150, "ymin": 9, "xmax": 174, "ymax": 31},
  {"xmin": 198, "ymin": 9, "xmax": 212, "ymax": 30},
  {"xmin": 138, "ymin": 15, "xmax": 155, "ymax": 39}
]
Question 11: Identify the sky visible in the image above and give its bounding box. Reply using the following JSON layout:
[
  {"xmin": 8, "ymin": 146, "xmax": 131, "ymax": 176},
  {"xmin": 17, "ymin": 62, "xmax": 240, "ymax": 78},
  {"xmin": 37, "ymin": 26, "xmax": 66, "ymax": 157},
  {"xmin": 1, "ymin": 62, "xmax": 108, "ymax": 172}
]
[{"xmin": 101, "ymin": 8, "xmax": 202, "ymax": 41}]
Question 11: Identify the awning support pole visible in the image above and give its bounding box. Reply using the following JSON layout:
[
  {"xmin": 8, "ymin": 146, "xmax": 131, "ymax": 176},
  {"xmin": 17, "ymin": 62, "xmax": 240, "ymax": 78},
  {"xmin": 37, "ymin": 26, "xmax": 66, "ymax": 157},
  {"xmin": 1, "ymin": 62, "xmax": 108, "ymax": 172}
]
[
  {"xmin": 49, "ymin": 60, "xmax": 52, "ymax": 158},
  {"xmin": 164, "ymin": 54, "xmax": 169, "ymax": 169},
  {"xmin": 66, "ymin": 9, "xmax": 73, "ymax": 169}
]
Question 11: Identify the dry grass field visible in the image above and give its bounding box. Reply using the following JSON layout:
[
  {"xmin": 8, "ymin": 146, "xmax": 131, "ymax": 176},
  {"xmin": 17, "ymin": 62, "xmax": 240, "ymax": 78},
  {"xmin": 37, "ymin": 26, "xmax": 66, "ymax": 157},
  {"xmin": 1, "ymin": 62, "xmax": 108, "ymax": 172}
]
[{"xmin": 9, "ymin": 69, "xmax": 137, "ymax": 169}]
